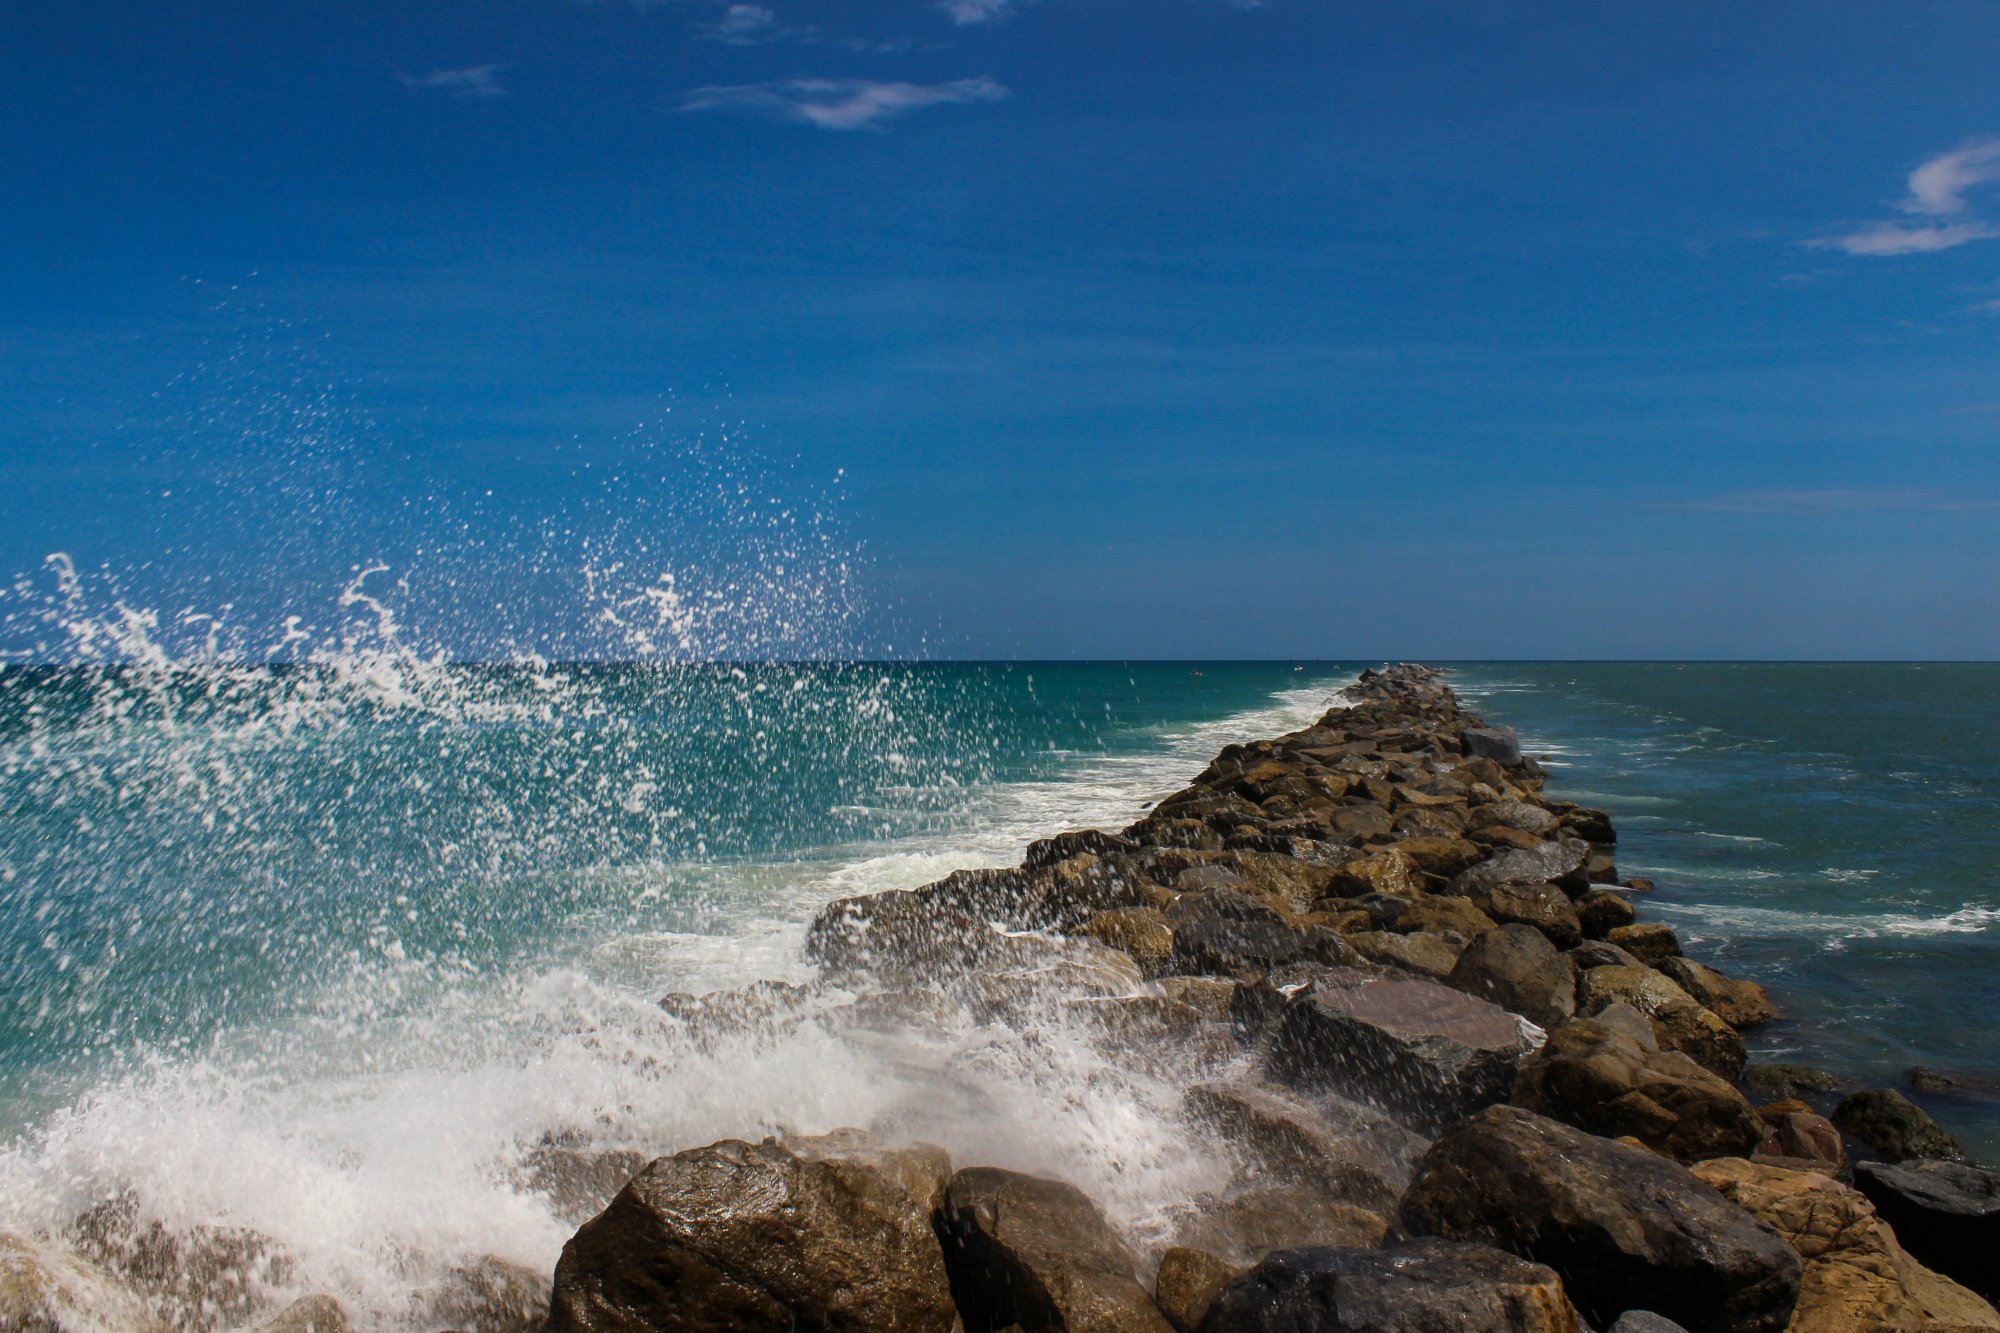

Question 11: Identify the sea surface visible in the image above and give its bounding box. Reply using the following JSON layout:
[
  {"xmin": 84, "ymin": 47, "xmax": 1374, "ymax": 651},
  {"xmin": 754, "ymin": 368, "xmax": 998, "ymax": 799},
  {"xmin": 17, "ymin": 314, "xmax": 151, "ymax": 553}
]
[{"xmin": 2, "ymin": 658, "xmax": 1997, "ymax": 1321}]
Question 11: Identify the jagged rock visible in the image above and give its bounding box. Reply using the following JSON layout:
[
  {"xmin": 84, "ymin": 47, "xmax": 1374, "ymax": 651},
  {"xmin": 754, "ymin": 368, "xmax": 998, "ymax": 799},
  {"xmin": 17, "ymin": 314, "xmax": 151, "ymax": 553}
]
[
  {"xmin": 1181, "ymin": 1081, "xmax": 1424, "ymax": 1213},
  {"xmin": 1855, "ymin": 1159, "xmax": 2000, "ymax": 1301},
  {"xmin": 1652, "ymin": 959, "xmax": 1779, "ymax": 1029},
  {"xmin": 1197, "ymin": 1238, "xmax": 1580, "ymax": 1332},
  {"xmin": 252, "ymin": 1295, "xmax": 349, "ymax": 1333},
  {"xmin": 1170, "ymin": 916, "xmax": 1359, "ymax": 979},
  {"xmin": 1511, "ymin": 1018, "xmax": 1764, "ymax": 1161},
  {"xmin": 1569, "ymin": 939, "xmax": 1645, "ymax": 971},
  {"xmin": 1166, "ymin": 1184, "xmax": 1386, "ymax": 1265},
  {"xmin": 937, "ymin": 1167, "xmax": 1174, "ymax": 1333},
  {"xmin": 1575, "ymin": 889, "xmax": 1637, "ymax": 940},
  {"xmin": 1462, "ymin": 726, "xmax": 1525, "ymax": 766},
  {"xmin": 1395, "ymin": 1105, "xmax": 1802, "ymax": 1333},
  {"xmin": 1832, "ymin": 1090, "xmax": 1962, "ymax": 1163},
  {"xmin": 547, "ymin": 1134, "xmax": 956, "ymax": 1333},
  {"xmin": 1563, "ymin": 808, "xmax": 1617, "ymax": 844},
  {"xmin": 1605, "ymin": 924, "xmax": 1681, "ymax": 967},
  {"xmin": 1445, "ymin": 924, "xmax": 1575, "ymax": 1031},
  {"xmin": 1577, "ymin": 965, "xmax": 1746, "ymax": 1081},
  {"xmin": 1028, "ymin": 829, "xmax": 1142, "ymax": 868},
  {"xmin": 1080, "ymin": 908, "xmax": 1177, "ymax": 973},
  {"xmin": 1267, "ymin": 968, "xmax": 1539, "ymax": 1133},
  {"xmin": 1694, "ymin": 1156, "xmax": 2000, "ymax": 1332},
  {"xmin": 0, "ymin": 1233, "xmax": 169, "ymax": 1333},
  {"xmin": 1451, "ymin": 840, "xmax": 1592, "ymax": 897},
  {"xmin": 1482, "ymin": 882, "xmax": 1583, "ymax": 950},
  {"xmin": 1156, "ymin": 1248, "xmax": 1238, "ymax": 1333},
  {"xmin": 1345, "ymin": 929, "xmax": 1463, "ymax": 980},
  {"xmin": 1742, "ymin": 1063, "xmax": 1841, "ymax": 1102}
]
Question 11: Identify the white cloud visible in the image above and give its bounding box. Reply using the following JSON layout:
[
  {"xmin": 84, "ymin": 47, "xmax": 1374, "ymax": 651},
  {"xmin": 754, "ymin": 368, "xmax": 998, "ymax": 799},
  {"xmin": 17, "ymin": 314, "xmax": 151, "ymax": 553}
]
[
  {"xmin": 1814, "ymin": 221, "xmax": 2000, "ymax": 256},
  {"xmin": 682, "ymin": 76, "xmax": 1008, "ymax": 130},
  {"xmin": 397, "ymin": 65, "xmax": 507, "ymax": 97},
  {"xmin": 942, "ymin": 0, "xmax": 1014, "ymax": 22},
  {"xmin": 717, "ymin": 4, "xmax": 777, "ymax": 35},
  {"xmin": 1901, "ymin": 138, "xmax": 2000, "ymax": 215}
]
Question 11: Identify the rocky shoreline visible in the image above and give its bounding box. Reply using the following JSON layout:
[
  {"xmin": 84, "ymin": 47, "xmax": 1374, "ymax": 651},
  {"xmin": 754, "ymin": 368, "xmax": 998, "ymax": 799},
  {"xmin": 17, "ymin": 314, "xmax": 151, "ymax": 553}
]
[{"xmin": 8, "ymin": 664, "xmax": 2000, "ymax": 1332}]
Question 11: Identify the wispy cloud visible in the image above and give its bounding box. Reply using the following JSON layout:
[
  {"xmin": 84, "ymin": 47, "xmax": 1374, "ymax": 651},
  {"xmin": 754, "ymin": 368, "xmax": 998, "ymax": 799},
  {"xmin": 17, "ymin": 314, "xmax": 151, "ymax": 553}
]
[
  {"xmin": 397, "ymin": 65, "xmax": 507, "ymax": 98},
  {"xmin": 682, "ymin": 76, "xmax": 1008, "ymax": 130},
  {"xmin": 1678, "ymin": 488, "xmax": 1999, "ymax": 515},
  {"xmin": 1816, "ymin": 136, "xmax": 2000, "ymax": 256},
  {"xmin": 716, "ymin": 3, "xmax": 778, "ymax": 37},
  {"xmin": 943, "ymin": 0, "xmax": 1258, "ymax": 23}
]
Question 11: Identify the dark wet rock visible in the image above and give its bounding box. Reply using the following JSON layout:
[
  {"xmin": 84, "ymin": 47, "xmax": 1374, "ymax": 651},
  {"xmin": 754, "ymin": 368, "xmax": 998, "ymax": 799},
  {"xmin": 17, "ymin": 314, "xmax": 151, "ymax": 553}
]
[
  {"xmin": 1028, "ymin": 828, "xmax": 1141, "ymax": 868},
  {"xmin": 1452, "ymin": 840, "xmax": 1592, "ymax": 897},
  {"xmin": 1267, "ymin": 968, "xmax": 1539, "ymax": 1133},
  {"xmin": 1445, "ymin": 924, "xmax": 1575, "ymax": 1031},
  {"xmin": 806, "ymin": 887, "xmax": 1003, "ymax": 980},
  {"xmin": 1345, "ymin": 929, "xmax": 1462, "ymax": 980},
  {"xmin": 66, "ymin": 1195, "xmax": 284, "ymax": 1333},
  {"xmin": 522, "ymin": 1145, "xmax": 653, "ymax": 1227},
  {"xmin": 1079, "ymin": 907, "xmax": 1177, "ymax": 974},
  {"xmin": 1908, "ymin": 1065, "xmax": 2000, "ymax": 1102},
  {"xmin": 1605, "ymin": 923, "xmax": 1682, "ymax": 967},
  {"xmin": 1854, "ymin": 1158, "xmax": 2000, "ymax": 1301},
  {"xmin": 1062, "ymin": 995, "xmax": 1237, "ymax": 1074},
  {"xmin": 1741, "ymin": 1063, "xmax": 1841, "ymax": 1103},
  {"xmin": 1563, "ymin": 807, "xmax": 1617, "ymax": 844},
  {"xmin": 1168, "ymin": 886, "xmax": 1288, "ymax": 927},
  {"xmin": 937, "ymin": 1166, "xmax": 1174, "ymax": 1333},
  {"xmin": 1510, "ymin": 1018, "xmax": 1764, "ymax": 1161},
  {"xmin": 1575, "ymin": 888, "xmax": 1637, "ymax": 940},
  {"xmin": 1568, "ymin": 939, "xmax": 1645, "ymax": 971},
  {"xmin": 252, "ymin": 1294, "xmax": 350, "ymax": 1333},
  {"xmin": 1482, "ymin": 882, "xmax": 1583, "ymax": 950},
  {"xmin": 1395, "ymin": 1105, "xmax": 1803, "ymax": 1333},
  {"xmin": 835, "ymin": 987, "xmax": 970, "ymax": 1038},
  {"xmin": 1390, "ymin": 893, "xmax": 1499, "ymax": 941},
  {"xmin": 1586, "ymin": 851, "xmax": 1621, "ymax": 884},
  {"xmin": 1319, "ymin": 850, "xmax": 1423, "ymax": 900},
  {"xmin": 1157, "ymin": 975, "xmax": 1238, "ymax": 1021},
  {"xmin": 1462, "ymin": 725, "xmax": 1524, "ymax": 767},
  {"xmin": 1197, "ymin": 1238, "xmax": 1580, "ymax": 1333},
  {"xmin": 1326, "ymin": 803, "xmax": 1396, "ymax": 842},
  {"xmin": 421, "ymin": 1256, "xmax": 549, "ymax": 1333},
  {"xmin": 1471, "ymin": 800, "xmax": 1561, "ymax": 838},
  {"xmin": 1170, "ymin": 916, "xmax": 1360, "ymax": 980},
  {"xmin": 1156, "ymin": 1248, "xmax": 1239, "ymax": 1333},
  {"xmin": 1182, "ymin": 1080, "xmax": 1425, "ymax": 1214},
  {"xmin": 1391, "ymin": 835, "xmax": 1484, "ymax": 878},
  {"xmin": 1576, "ymin": 965, "xmax": 1746, "ymax": 1081},
  {"xmin": 1167, "ymin": 1184, "xmax": 1386, "ymax": 1266},
  {"xmin": 0, "ymin": 1232, "xmax": 169, "ymax": 1333},
  {"xmin": 1127, "ymin": 816, "xmax": 1229, "ymax": 851},
  {"xmin": 1832, "ymin": 1089, "xmax": 1962, "ymax": 1163},
  {"xmin": 1694, "ymin": 1156, "xmax": 2000, "ymax": 1333},
  {"xmin": 547, "ymin": 1134, "xmax": 956, "ymax": 1333}
]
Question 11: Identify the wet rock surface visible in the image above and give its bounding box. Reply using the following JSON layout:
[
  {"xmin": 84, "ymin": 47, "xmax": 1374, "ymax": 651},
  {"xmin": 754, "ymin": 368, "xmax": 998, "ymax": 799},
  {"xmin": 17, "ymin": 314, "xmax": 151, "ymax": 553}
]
[
  {"xmin": 1395, "ymin": 1105, "xmax": 1803, "ymax": 1333},
  {"xmin": 1196, "ymin": 1238, "xmax": 1580, "ymax": 1333},
  {"xmin": 1854, "ymin": 1158, "xmax": 2000, "ymax": 1301},
  {"xmin": 1510, "ymin": 1017, "xmax": 1764, "ymax": 1161}
]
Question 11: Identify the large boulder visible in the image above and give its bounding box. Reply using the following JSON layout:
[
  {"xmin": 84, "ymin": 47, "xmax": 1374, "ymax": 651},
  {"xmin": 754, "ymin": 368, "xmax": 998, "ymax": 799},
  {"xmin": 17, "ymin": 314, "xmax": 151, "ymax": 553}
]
[
  {"xmin": 1462, "ymin": 725, "xmax": 1524, "ymax": 767},
  {"xmin": 1451, "ymin": 840, "xmax": 1592, "ymax": 897},
  {"xmin": 1196, "ymin": 1238, "xmax": 1580, "ymax": 1332},
  {"xmin": 0, "ymin": 1233, "xmax": 168, "ymax": 1333},
  {"xmin": 1345, "ymin": 929, "xmax": 1463, "ymax": 980},
  {"xmin": 1575, "ymin": 889, "xmax": 1637, "ymax": 940},
  {"xmin": 1482, "ymin": 883, "xmax": 1584, "ymax": 950},
  {"xmin": 937, "ymin": 1167, "xmax": 1173, "ymax": 1333},
  {"xmin": 1693, "ymin": 1156, "xmax": 2000, "ymax": 1332},
  {"xmin": 1181, "ymin": 1080, "xmax": 1424, "ymax": 1214},
  {"xmin": 1576, "ymin": 965, "xmax": 1746, "ymax": 1081},
  {"xmin": 1855, "ymin": 1159, "xmax": 2000, "ymax": 1301},
  {"xmin": 1832, "ymin": 1090, "xmax": 1962, "ymax": 1164},
  {"xmin": 1445, "ymin": 924, "xmax": 1575, "ymax": 1030},
  {"xmin": 546, "ymin": 1134, "xmax": 956, "ymax": 1333},
  {"xmin": 1654, "ymin": 958, "xmax": 1780, "ymax": 1030},
  {"xmin": 1394, "ymin": 1105, "xmax": 1802, "ymax": 1333},
  {"xmin": 805, "ymin": 886, "xmax": 1003, "ymax": 980},
  {"xmin": 1079, "ymin": 908, "xmax": 1178, "ymax": 974},
  {"xmin": 1510, "ymin": 1018, "xmax": 1764, "ymax": 1161},
  {"xmin": 1267, "ymin": 969, "xmax": 1539, "ymax": 1133},
  {"xmin": 1605, "ymin": 924, "xmax": 1681, "ymax": 967},
  {"xmin": 1156, "ymin": 1248, "xmax": 1238, "ymax": 1333}
]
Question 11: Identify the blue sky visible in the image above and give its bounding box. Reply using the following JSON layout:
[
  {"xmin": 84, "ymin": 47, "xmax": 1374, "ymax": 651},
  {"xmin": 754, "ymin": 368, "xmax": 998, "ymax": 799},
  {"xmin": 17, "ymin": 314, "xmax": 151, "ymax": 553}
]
[{"xmin": 2, "ymin": 0, "xmax": 1998, "ymax": 659}]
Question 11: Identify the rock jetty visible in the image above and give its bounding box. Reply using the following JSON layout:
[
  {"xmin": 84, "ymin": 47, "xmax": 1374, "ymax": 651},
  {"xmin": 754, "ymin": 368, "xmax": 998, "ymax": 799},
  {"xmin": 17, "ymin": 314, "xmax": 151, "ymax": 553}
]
[{"xmin": 8, "ymin": 664, "xmax": 1998, "ymax": 1332}]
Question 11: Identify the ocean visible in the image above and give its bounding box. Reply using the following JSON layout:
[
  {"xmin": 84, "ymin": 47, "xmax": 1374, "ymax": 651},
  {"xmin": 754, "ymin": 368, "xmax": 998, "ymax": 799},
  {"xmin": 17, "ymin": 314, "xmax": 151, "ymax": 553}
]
[{"xmin": 2, "ymin": 657, "xmax": 1996, "ymax": 1322}]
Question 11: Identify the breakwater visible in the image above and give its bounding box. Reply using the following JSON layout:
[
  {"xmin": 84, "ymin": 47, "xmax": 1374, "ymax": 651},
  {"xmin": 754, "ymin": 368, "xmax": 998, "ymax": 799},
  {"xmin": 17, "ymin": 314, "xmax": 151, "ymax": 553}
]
[{"xmin": 6, "ymin": 664, "xmax": 1997, "ymax": 1332}]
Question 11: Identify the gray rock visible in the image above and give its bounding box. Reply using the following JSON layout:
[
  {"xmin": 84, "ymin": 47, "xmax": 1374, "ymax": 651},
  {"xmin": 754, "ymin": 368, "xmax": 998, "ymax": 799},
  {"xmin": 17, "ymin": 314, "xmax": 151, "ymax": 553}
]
[
  {"xmin": 1462, "ymin": 726, "xmax": 1524, "ymax": 767},
  {"xmin": 1607, "ymin": 1314, "xmax": 1690, "ymax": 1333},
  {"xmin": 1452, "ymin": 840, "xmax": 1592, "ymax": 897},
  {"xmin": 1854, "ymin": 1158, "xmax": 2000, "ymax": 1300},
  {"xmin": 1196, "ymin": 1238, "xmax": 1579, "ymax": 1332},
  {"xmin": 1832, "ymin": 1088, "xmax": 1962, "ymax": 1163},
  {"xmin": 1395, "ymin": 1105, "xmax": 1802, "ymax": 1333},
  {"xmin": 1267, "ymin": 968, "xmax": 1539, "ymax": 1133},
  {"xmin": 1445, "ymin": 924, "xmax": 1576, "ymax": 1031}
]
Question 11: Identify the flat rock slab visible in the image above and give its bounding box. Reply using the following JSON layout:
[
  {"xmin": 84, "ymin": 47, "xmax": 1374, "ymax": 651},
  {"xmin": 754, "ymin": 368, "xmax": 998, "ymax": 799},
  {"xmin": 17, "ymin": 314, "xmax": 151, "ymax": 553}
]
[
  {"xmin": 1267, "ymin": 969, "xmax": 1539, "ymax": 1132},
  {"xmin": 1197, "ymin": 1238, "xmax": 1580, "ymax": 1332},
  {"xmin": 1394, "ymin": 1105, "xmax": 1802, "ymax": 1333}
]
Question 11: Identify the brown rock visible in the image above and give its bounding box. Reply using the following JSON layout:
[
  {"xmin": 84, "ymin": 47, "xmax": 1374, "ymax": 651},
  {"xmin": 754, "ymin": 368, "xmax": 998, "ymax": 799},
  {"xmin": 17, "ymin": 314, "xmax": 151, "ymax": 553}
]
[
  {"xmin": 1079, "ymin": 908, "xmax": 1177, "ymax": 973},
  {"xmin": 1606, "ymin": 923, "xmax": 1682, "ymax": 967},
  {"xmin": 1155, "ymin": 1247, "xmax": 1238, "ymax": 1333},
  {"xmin": 1166, "ymin": 1184, "xmax": 1386, "ymax": 1266},
  {"xmin": 1755, "ymin": 1110, "xmax": 1845, "ymax": 1174},
  {"xmin": 1575, "ymin": 888, "xmax": 1637, "ymax": 940},
  {"xmin": 1392, "ymin": 893, "xmax": 1499, "ymax": 941},
  {"xmin": 1345, "ymin": 929, "xmax": 1464, "ymax": 980},
  {"xmin": 1655, "ymin": 958, "xmax": 1780, "ymax": 1029},
  {"xmin": 1391, "ymin": 836, "xmax": 1485, "ymax": 879},
  {"xmin": 0, "ymin": 1233, "xmax": 168, "ymax": 1333},
  {"xmin": 1511, "ymin": 1018, "xmax": 1765, "ymax": 1161},
  {"xmin": 252, "ymin": 1295, "xmax": 350, "ymax": 1333},
  {"xmin": 1577, "ymin": 964, "xmax": 1746, "ymax": 1081},
  {"xmin": 1484, "ymin": 882, "xmax": 1584, "ymax": 950},
  {"xmin": 1833, "ymin": 1090, "xmax": 1962, "ymax": 1164},
  {"xmin": 1156, "ymin": 976, "xmax": 1239, "ymax": 1021},
  {"xmin": 1181, "ymin": 1080, "xmax": 1424, "ymax": 1213},
  {"xmin": 1445, "ymin": 923, "xmax": 1576, "ymax": 1031},
  {"xmin": 937, "ymin": 1167, "xmax": 1173, "ymax": 1333},
  {"xmin": 1198, "ymin": 1238, "xmax": 1581, "ymax": 1333}
]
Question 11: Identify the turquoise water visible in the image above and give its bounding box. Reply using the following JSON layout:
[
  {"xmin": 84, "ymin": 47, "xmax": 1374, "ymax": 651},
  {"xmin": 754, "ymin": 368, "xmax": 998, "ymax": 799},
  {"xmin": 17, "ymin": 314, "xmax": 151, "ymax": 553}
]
[
  {"xmin": 2, "ymin": 657, "xmax": 1996, "ymax": 1318},
  {"xmin": 1453, "ymin": 663, "xmax": 2000, "ymax": 1156}
]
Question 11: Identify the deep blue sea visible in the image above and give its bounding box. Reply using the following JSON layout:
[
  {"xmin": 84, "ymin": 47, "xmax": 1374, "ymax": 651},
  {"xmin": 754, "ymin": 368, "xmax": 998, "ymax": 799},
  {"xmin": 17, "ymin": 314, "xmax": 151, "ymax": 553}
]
[{"xmin": 1, "ymin": 658, "xmax": 1995, "ymax": 1320}]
